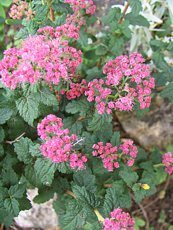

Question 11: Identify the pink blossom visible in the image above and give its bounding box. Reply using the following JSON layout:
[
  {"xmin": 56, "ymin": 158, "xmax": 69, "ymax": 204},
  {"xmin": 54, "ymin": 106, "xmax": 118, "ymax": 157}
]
[
  {"xmin": 92, "ymin": 140, "xmax": 138, "ymax": 171},
  {"xmin": 38, "ymin": 114, "xmax": 87, "ymax": 170},
  {"xmin": 103, "ymin": 208, "xmax": 135, "ymax": 230},
  {"xmin": 86, "ymin": 53, "xmax": 155, "ymax": 114},
  {"xmin": 162, "ymin": 152, "xmax": 173, "ymax": 175}
]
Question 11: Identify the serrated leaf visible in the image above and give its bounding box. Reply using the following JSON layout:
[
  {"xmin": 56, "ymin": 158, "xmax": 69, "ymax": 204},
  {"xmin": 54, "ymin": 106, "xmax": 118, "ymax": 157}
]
[
  {"xmin": 16, "ymin": 95, "xmax": 39, "ymax": 126},
  {"xmin": 72, "ymin": 185, "xmax": 101, "ymax": 208},
  {"xmin": 73, "ymin": 170, "xmax": 96, "ymax": 193},
  {"xmin": 160, "ymin": 83, "xmax": 173, "ymax": 102},
  {"xmin": 103, "ymin": 181, "xmax": 131, "ymax": 216},
  {"xmin": 35, "ymin": 87, "xmax": 58, "ymax": 107},
  {"xmin": 87, "ymin": 112, "xmax": 112, "ymax": 132},
  {"xmin": 119, "ymin": 166, "xmax": 138, "ymax": 187},
  {"xmin": 129, "ymin": 0, "xmax": 142, "ymax": 16},
  {"xmin": 126, "ymin": 13, "xmax": 149, "ymax": 27},
  {"xmin": 95, "ymin": 44, "xmax": 108, "ymax": 56},
  {"xmin": 65, "ymin": 97, "xmax": 90, "ymax": 116},
  {"xmin": 4, "ymin": 198, "xmax": 20, "ymax": 217},
  {"xmin": 34, "ymin": 158, "xmax": 57, "ymax": 185},
  {"xmin": 14, "ymin": 137, "xmax": 33, "ymax": 164},
  {"xmin": 0, "ymin": 107, "xmax": 13, "ymax": 124},
  {"xmin": 8, "ymin": 183, "xmax": 26, "ymax": 199},
  {"xmin": 110, "ymin": 132, "xmax": 120, "ymax": 146},
  {"xmin": 59, "ymin": 200, "xmax": 93, "ymax": 230},
  {"xmin": 25, "ymin": 165, "xmax": 42, "ymax": 187},
  {"xmin": 33, "ymin": 188, "xmax": 54, "ymax": 204},
  {"xmin": 0, "ymin": 126, "xmax": 5, "ymax": 142}
]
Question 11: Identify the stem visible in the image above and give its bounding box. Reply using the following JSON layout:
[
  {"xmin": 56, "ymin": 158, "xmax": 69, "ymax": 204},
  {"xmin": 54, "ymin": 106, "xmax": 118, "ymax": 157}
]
[
  {"xmin": 118, "ymin": 1, "xmax": 130, "ymax": 24},
  {"xmin": 50, "ymin": 7, "xmax": 55, "ymax": 21},
  {"xmin": 94, "ymin": 209, "xmax": 104, "ymax": 222},
  {"xmin": 154, "ymin": 163, "xmax": 164, "ymax": 168},
  {"xmin": 6, "ymin": 132, "xmax": 26, "ymax": 145},
  {"xmin": 66, "ymin": 191, "xmax": 105, "ymax": 222}
]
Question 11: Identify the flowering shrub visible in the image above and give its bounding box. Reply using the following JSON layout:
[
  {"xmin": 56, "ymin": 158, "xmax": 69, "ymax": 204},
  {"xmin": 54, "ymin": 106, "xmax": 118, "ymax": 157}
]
[{"xmin": 0, "ymin": 0, "xmax": 172, "ymax": 229}]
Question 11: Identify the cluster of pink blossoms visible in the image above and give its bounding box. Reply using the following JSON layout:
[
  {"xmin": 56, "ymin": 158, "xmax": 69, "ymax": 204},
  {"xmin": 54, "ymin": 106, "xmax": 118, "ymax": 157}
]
[
  {"xmin": 61, "ymin": 79, "xmax": 88, "ymax": 100},
  {"xmin": 103, "ymin": 208, "xmax": 135, "ymax": 230},
  {"xmin": 57, "ymin": 0, "xmax": 96, "ymax": 39},
  {"xmin": 0, "ymin": 27, "xmax": 82, "ymax": 90},
  {"xmin": 37, "ymin": 114, "xmax": 87, "ymax": 170},
  {"xmin": 65, "ymin": 0, "xmax": 96, "ymax": 15},
  {"xmin": 85, "ymin": 53, "xmax": 155, "ymax": 114},
  {"xmin": 92, "ymin": 140, "xmax": 138, "ymax": 171},
  {"xmin": 162, "ymin": 152, "xmax": 173, "ymax": 175},
  {"xmin": 9, "ymin": 0, "xmax": 33, "ymax": 20}
]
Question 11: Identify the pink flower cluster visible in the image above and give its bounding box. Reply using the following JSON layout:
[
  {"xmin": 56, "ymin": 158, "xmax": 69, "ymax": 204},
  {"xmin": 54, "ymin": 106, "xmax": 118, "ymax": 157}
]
[
  {"xmin": 92, "ymin": 140, "xmax": 138, "ymax": 171},
  {"xmin": 85, "ymin": 53, "xmax": 155, "ymax": 114},
  {"xmin": 9, "ymin": 0, "xmax": 33, "ymax": 20},
  {"xmin": 65, "ymin": 0, "xmax": 96, "ymax": 15},
  {"xmin": 37, "ymin": 114, "xmax": 87, "ymax": 170},
  {"xmin": 85, "ymin": 79, "xmax": 112, "ymax": 114},
  {"xmin": 57, "ymin": 0, "xmax": 96, "ymax": 39},
  {"xmin": 62, "ymin": 79, "xmax": 88, "ymax": 100},
  {"xmin": 162, "ymin": 152, "xmax": 173, "ymax": 175},
  {"xmin": 0, "ymin": 27, "xmax": 82, "ymax": 89},
  {"xmin": 103, "ymin": 208, "xmax": 135, "ymax": 230}
]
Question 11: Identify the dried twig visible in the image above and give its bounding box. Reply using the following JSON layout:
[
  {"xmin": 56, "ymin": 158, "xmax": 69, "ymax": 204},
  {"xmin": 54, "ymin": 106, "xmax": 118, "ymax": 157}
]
[
  {"xmin": 6, "ymin": 132, "xmax": 26, "ymax": 145},
  {"xmin": 131, "ymin": 193, "xmax": 150, "ymax": 230},
  {"xmin": 118, "ymin": 1, "xmax": 130, "ymax": 24}
]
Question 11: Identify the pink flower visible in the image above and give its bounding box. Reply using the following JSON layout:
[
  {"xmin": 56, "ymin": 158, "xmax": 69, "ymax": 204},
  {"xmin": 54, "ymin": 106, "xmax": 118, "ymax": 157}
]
[
  {"xmin": 38, "ymin": 114, "xmax": 87, "ymax": 170},
  {"xmin": 0, "ymin": 28, "xmax": 83, "ymax": 89},
  {"xmin": 86, "ymin": 53, "xmax": 154, "ymax": 114},
  {"xmin": 92, "ymin": 140, "xmax": 138, "ymax": 171},
  {"xmin": 103, "ymin": 208, "xmax": 135, "ymax": 230},
  {"xmin": 162, "ymin": 152, "xmax": 173, "ymax": 175}
]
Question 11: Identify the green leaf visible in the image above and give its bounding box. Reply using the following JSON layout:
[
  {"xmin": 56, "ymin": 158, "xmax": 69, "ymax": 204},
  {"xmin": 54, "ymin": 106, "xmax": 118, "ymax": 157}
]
[
  {"xmin": 110, "ymin": 132, "xmax": 121, "ymax": 146},
  {"xmin": 72, "ymin": 185, "xmax": 101, "ymax": 208},
  {"xmin": 33, "ymin": 188, "xmax": 55, "ymax": 204},
  {"xmin": 73, "ymin": 170, "xmax": 96, "ymax": 193},
  {"xmin": 8, "ymin": 184, "xmax": 26, "ymax": 199},
  {"xmin": 160, "ymin": 83, "xmax": 173, "ymax": 102},
  {"xmin": 16, "ymin": 95, "xmax": 39, "ymax": 126},
  {"xmin": 0, "ymin": 0, "xmax": 12, "ymax": 7},
  {"xmin": 65, "ymin": 97, "xmax": 90, "ymax": 116},
  {"xmin": 0, "ymin": 126, "xmax": 5, "ymax": 142},
  {"xmin": 34, "ymin": 158, "xmax": 57, "ymax": 185},
  {"xmin": 0, "ymin": 107, "xmax": 13, "ymax": 124},
  {"xmin": 18, "ymin": 195, "xmax": 32, "ymax": 211},
  {"xmin": 119, "ymin": 166, "xmax": 139, "ymax": 187},
  {"xmin": 129, "ymin": 0, "xmax": 142, "ymax": 16},
  {"xmin": 103, "ymin": 181, "xmax": 131, "ymax": 216},
  {"xmin": 134, "ymin": 217, "xmax": 145, "ymax": 230},
  {"xmin": 4, "ymin": 198, "xmax": 20, "ymax": 217},
  {"xmin": 87, "ymin": 112, "xmax": 112, "ymax": 132},
  {"xmin": 95, "ymin": 44, "xmax": 108, "ymax": 56},
  {"xmin": 0, "ymin": 4, "xmax": 6, "ymax": 18},
  {"xmin": 59, "ymin": 200, "xmax": 91, "ymax": 230},
  {"xmin": 102, "ymin": 8, "xmax": 121, "ymax": 25},
  {"xmin": 25, "ymin": 164, "xmax": 42, "ymax": 187},
  {"xmin": 126, "ymin": 13, "xmax": 149, "ymax": 27},
  {"xmin": 52, "ymin": 2, "xmax": 73, "ymax": 14},
  {"xmin": 14, "ymin": 137, "xmax": 33, "ymax": 164},
  {"xmin": 5, "ymin": 19, "xmax": 21, "ymax": 25},
  {"xmin": 35, "ymin": 87, "xmax": 58, "ymax": 107}
]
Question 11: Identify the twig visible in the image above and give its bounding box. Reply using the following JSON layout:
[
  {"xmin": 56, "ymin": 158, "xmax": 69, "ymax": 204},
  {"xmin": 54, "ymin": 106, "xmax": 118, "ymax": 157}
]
[
  {"xmin": 131, "ymin": 193, "xmax": 150, "ymax": 230},
  {"xmin": 118, "ymin": 1, "xmax": 130, "ymax": 24},
  {"xmin": 6, "ymin": 132, "xmax": 25, "ymax": 145},
  {"xmin": 133, "ymin": 177, "xmax": 171, "ymax": 214},
  {"xmin": 50, "ymin": 7, "xmax": 55, "ymax": 22}
]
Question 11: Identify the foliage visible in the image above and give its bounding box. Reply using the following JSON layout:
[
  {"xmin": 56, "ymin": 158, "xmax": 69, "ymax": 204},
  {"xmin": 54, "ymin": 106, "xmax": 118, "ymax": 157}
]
[{"xmin": 0, "ymin": 0, "xmax": 172, "ymax": 229}]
